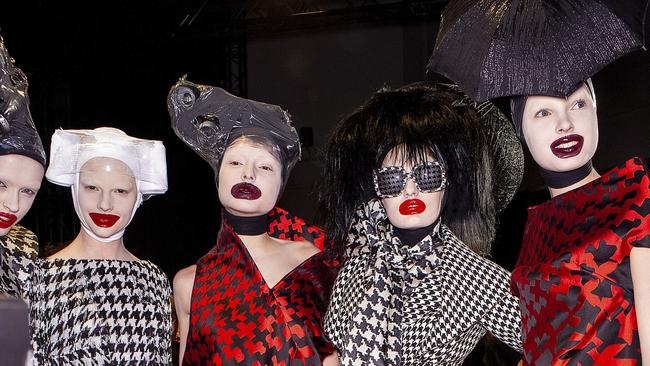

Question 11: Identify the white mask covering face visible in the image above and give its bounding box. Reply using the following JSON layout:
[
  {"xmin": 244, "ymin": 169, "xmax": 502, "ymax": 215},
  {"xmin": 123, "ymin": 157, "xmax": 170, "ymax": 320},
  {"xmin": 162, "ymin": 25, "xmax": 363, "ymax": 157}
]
[{"xmin": 71, "ymin": 171, "xmax": 143, "ymax": 243}]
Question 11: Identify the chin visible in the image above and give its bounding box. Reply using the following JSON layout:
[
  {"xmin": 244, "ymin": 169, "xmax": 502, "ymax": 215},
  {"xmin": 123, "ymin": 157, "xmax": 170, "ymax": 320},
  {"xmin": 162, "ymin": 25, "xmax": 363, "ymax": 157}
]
[
  {"xmin": 92, "ymin": 231, "xmax": 118, "ymax": 239},
  {"xmin": 391, "ymin": 215, "xmax": 436, "ymax": 230},
  {"xmin": 545, "ymin": 155, "xmax": 591, "ymax": 172},
  {"xmin": 89, "ymin": 225, "xmax": 124, "ymax": 239},
  {"xmin": 225, "ymin": 203, "xmax": 273, "ymax": 217},
  {"xmin": 0, "ymin": 226, "xmax": 12, "ymax": 237}
]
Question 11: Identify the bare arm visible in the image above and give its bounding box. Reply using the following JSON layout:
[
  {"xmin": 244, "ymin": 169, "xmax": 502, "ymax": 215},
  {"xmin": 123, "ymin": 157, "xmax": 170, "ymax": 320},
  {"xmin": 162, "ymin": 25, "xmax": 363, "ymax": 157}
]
[
  {"xmin": 631, "ymin": 247, "xmax": 650, "ymax": 364},
  {"xmin": 173, "ymin": 265, "xmax": 196, "ymax": 366},
  {"xmin": 322, "ymin": 351, "xmax": 340, "ymax": 366}
]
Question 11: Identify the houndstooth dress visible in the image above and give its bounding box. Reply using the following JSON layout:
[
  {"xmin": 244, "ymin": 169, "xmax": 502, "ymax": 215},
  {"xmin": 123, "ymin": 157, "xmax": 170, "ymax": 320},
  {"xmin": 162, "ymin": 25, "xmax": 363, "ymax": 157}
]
[
  {"xmin": 0, "ymin": 225, "xmax": 172, "ymax": 365},
  {"xmin": 324, "ymin": 199, "xmax": 522, "ymax": 365}
]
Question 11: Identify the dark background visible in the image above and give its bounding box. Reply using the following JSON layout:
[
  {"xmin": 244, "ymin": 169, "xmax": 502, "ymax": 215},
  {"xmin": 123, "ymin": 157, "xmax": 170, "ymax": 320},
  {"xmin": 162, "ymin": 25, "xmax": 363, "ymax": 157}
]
[{"xmin": 2, "ymin": 1, "xmax": 649, "ymax": 364}]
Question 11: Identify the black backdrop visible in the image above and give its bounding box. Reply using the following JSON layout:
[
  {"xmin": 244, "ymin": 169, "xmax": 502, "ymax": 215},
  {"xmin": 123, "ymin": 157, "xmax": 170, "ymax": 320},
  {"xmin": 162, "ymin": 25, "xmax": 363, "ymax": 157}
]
[{"xmin": 2, "ymin": 0, "xmax": 649, "ymax": 294}]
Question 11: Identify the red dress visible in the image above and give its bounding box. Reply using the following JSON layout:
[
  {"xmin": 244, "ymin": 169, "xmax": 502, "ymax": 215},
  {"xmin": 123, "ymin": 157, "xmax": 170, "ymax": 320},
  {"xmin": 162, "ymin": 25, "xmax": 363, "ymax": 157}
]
[
  {"xmin": 183, "ymin": 207, "xmax": 337, "ymax": 366},
  {"xmin": 512, "ymin": 157, "xmax": 650, "ymax": 365}
]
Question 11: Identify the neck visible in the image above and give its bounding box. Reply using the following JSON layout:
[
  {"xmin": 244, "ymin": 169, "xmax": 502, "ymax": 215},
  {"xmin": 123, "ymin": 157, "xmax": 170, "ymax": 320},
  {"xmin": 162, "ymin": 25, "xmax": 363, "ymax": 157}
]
[
  {"xmin": 548, "ymin": 168, "xmax": 600, "ymax": 198},
  {"xmin": 393, "ymin": 219, "xmax": 440, "ymax": 246},
  {"xmin": 65, "ymin": 229, "xmax": 132, "ymax": 260},
  {"xmin": 538, "ymin": 160, "xmax": 595, "ymax": 189}
]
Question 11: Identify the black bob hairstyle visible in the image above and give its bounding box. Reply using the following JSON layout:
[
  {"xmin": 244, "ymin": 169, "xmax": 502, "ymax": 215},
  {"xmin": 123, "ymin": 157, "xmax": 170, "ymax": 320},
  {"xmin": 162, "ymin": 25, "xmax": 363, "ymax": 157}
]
[{"xmin": 317, "ymin": 82, "xmax": 513, "ymax": 260}]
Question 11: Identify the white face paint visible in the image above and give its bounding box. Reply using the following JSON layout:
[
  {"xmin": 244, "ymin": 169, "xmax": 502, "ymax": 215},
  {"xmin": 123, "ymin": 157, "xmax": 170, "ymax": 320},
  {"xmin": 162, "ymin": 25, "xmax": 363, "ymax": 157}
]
[
  {"xmin": 522, "ymin": 84, "xmax": 599, "ymax": 172},
  {"xmin": 0, "ymin": 154, "xmax": 44, "ymax": 236},
  {"xmin": 218, "ymin": 138, "xmax": 282, "ymax": 217},
  {"xmin": 380, "ymin": 146, "xmax": 445, "ymax": 230},
  {"xmin": 75, "ymin": 157, "xmax": 139, "ymax": 241}
]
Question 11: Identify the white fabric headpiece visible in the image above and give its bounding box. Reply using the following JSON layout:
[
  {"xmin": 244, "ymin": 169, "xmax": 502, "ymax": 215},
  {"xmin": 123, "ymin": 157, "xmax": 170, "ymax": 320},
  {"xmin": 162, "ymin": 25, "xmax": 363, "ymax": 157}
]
[
  {"xmin": 46, "ymin": 127, "xmax": 167, "ymax": 195},
  {"xmin": 45, "ymin": 127, "xmax": 167, "ymax": 243}
]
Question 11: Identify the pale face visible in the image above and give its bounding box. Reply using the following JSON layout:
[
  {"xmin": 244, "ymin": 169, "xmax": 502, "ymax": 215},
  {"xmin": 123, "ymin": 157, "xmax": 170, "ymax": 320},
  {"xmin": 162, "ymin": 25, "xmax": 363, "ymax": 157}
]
[
  {"xmin": 218, "ymin": 138, "xmax": 282, "ymax": 217},
  {"xmin": 0, "ymin": 154, "xmax": 44, "ymax": 236},
  {"xmin": 77, "ymin": 157, "xmax": 138, "ymax": 239},
  {"xmin": 380, "ymin": 147, "xmax": 445, "ymax": 230},
  {"xmin": 522, "ymin": 84, "xmax": 598, "ymax": 172}
]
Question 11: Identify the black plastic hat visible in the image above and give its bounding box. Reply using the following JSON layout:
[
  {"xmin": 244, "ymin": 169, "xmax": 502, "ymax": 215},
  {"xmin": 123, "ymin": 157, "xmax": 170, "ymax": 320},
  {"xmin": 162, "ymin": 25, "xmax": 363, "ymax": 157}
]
[
  {"xmin": 0, "ymin": 35, "xmax": 46, "ymax": 166},
  {"xmin": 167, "ymin": 77, "xmax": 300, "ymax": 187}
]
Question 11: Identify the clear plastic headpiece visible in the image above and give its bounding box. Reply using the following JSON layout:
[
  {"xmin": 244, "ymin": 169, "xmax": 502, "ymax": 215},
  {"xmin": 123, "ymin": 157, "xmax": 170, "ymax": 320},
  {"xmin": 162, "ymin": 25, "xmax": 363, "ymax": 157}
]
[{"xmin": 45, "ymin": 127, "xmax": 168, "ymax": 196}]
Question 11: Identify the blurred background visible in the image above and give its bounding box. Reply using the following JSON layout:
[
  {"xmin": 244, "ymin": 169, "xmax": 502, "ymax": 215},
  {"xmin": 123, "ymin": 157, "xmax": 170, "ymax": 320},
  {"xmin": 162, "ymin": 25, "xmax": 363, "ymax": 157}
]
[{"xmin": 1, "ymin": 1, "xmax": 649, "ymax": 364}]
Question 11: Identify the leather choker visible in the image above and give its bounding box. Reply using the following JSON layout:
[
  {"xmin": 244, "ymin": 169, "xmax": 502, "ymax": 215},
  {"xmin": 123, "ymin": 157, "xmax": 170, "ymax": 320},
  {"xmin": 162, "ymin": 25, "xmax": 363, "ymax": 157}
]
[
  {"xmin": 538, "ymin": 160, "xmax": 593, "ymax": 189},
  {"xmin": 223, "ymin": 210, "xmax": 268, "ymax": 236}
]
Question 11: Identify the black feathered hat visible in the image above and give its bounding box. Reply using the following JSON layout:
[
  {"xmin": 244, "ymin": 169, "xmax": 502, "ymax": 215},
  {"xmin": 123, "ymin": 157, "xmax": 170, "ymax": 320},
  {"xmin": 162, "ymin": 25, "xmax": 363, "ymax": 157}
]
[
  {"xmin": 317, "ymin": 82, "xmax": 523, "ymax": 258},
  {"xmin": 0, "ymin": 35, "xmax": 46, "ymax": 166}
]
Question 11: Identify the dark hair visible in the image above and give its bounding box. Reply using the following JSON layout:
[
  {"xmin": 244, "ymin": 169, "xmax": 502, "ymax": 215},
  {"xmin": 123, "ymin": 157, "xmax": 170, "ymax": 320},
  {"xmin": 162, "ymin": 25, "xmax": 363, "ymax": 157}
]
[{"xmin": 317, "ymin": 82, "xmax": 497, "ymax": 260}]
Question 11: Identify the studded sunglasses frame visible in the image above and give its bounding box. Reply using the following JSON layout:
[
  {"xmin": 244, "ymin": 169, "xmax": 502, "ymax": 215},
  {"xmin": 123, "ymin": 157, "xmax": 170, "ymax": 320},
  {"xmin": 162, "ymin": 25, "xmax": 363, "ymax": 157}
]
[{"xmin": 372, "ymin": 161, "xmax": 447, "ymax": 198}]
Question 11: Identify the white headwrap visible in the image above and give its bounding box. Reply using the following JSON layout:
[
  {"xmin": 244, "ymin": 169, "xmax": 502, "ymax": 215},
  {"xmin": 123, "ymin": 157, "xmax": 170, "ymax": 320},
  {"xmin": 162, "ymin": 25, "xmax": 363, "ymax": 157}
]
[{"xmin": 45, "ymin": 127, "xmax": 167, "ymax": 242}]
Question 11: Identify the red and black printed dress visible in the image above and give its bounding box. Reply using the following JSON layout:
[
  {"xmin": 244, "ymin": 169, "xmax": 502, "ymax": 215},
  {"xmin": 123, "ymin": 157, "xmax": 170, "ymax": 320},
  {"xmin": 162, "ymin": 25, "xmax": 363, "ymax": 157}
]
[
  {"xmin": 512, "ymin": 157, "xmax": 650, "ymax": 365},
  {"xmin": 183, "ymin": 207, "xmax": 337, "ymax": 366}
]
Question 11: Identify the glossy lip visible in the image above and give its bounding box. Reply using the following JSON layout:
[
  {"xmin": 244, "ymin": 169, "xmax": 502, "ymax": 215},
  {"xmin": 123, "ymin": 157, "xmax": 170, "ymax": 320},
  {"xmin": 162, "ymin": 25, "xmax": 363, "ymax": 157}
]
[
  {"xmin": 550, "ymin": 134, "xmax": 584, "ymax": 159},
  {"xmin": 0, "ymin": 212, "xmax": 18, "ymax": 229},
  {"xmin": 231, "ymin": 182, "xmax": 262, "ymax": 200},
  {"xmin": 399, "ymin": 199, "xmax": 426, "ymax": 215},
  {"xmin": 89, "ymin": 213, "xmax": 120, "ymax": 228}
]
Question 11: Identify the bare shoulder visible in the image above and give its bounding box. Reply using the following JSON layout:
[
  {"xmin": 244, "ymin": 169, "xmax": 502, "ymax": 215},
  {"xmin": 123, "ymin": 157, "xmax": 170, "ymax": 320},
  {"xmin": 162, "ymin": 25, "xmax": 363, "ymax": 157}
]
[
  {"xmin": 284, "ymin": 239, "xmax": 321, "ymax": 261},
  {"xmin": 173, "ymin": 265, "xmax": 197, "ymax": 294}
]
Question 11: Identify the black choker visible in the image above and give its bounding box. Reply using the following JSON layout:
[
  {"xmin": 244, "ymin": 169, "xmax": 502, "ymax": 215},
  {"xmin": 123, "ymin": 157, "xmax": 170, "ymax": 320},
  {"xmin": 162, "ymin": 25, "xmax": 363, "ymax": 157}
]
[
  {"xmin": 394, "ymin": 219, "xmax": 440, "ymax": 246},
  {"xmin": 223, "ymin": 210, "xmax": 268, "ymax": 236},
  {"xmin": 538, "ymin": 160, "xmax": 594, "ymax": 189}
]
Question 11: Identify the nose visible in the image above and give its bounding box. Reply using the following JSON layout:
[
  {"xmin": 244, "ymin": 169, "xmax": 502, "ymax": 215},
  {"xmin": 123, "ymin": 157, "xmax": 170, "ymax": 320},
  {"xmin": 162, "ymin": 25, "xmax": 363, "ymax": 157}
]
[
  {"xmin": 403, "ymin": 176, "xmax": 418, "ymax": 197},
  {"xmin": 556, "ymin": 111, "xmax": 575, "ymax": 134},
  {"xmin": 2, "ymin": 191, "xmax": 20, "ymax": 213},
  {"xmin": 241, "ymin": 164, "xmax": 256, "ymax": 182},
  {"xmin": 98, "ymin": 191, "xmax": 113, "ymax": 211}
]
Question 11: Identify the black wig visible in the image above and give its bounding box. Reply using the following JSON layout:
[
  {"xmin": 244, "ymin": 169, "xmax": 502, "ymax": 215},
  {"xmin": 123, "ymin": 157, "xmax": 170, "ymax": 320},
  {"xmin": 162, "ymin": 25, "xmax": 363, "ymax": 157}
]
[{"xmin": 317, "ymin": 82, "xmax": 520, "ymax": 260}]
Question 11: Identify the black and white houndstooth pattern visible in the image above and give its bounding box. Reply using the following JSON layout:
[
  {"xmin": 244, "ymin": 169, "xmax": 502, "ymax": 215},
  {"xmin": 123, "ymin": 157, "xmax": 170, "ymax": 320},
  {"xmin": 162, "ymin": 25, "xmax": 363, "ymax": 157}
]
[
  {"xmin": 0, "ymin": 225, "xmax": 39, "ymax": 299},
  {"xmin": 324, "ymin": 199, "xmax": 522, "ymax": 365},
  {"xmin": 1, "ymin": 225, "xmax": 173, "ymax": 365}
]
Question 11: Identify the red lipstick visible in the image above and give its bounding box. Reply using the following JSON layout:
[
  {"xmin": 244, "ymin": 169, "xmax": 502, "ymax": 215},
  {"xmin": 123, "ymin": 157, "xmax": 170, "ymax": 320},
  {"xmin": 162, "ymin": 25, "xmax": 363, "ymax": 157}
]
[
  {"xmin": 231, "ymin": 182, "xmax": 262, "ymax": 200},
  {"xmin": 551, "ymin": 134, "xmax": 584, "ymax": 159},
  {"xmin": 399, "ymin": 199, "xmax": 426, "ymax": 215},
  {"xmin": 0, "ymin": 212, "xmax": 17, "ymax": 229},
  {"xmin": 89, "ymin": 213, "xmax": 120, "ymax": 228}
]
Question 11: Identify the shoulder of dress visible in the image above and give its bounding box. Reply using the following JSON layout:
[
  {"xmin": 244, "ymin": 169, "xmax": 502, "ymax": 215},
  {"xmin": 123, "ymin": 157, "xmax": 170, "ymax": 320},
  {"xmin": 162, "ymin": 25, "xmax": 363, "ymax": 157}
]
[
  {"xmin": 611, "ymin": 157, "xmax": 650, "ymax": 181},
  {"xmin": 630, "ymin": 156, "xmax": 648, "ymax": 168},
  {"xmin": 2, "ymin": 225, "xmax": 39, "ymax": 260},
  {"xmin": 137, "ymin": 260, "xmax": 171, "ymax": 283},
  {"xmin": 439, "ymin": 225, "xmax": 511, "ymax": 278}
]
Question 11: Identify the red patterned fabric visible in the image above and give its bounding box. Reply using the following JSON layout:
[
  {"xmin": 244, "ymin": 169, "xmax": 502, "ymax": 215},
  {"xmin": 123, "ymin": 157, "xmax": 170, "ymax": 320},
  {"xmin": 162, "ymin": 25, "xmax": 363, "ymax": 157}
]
[
  {"xmin": 183, "ymin": 207, "xmax": 337, "ymax": 366},
  {"xmin": 512, "ymin": 157, "xmax": 650, "ymax": 365}
]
